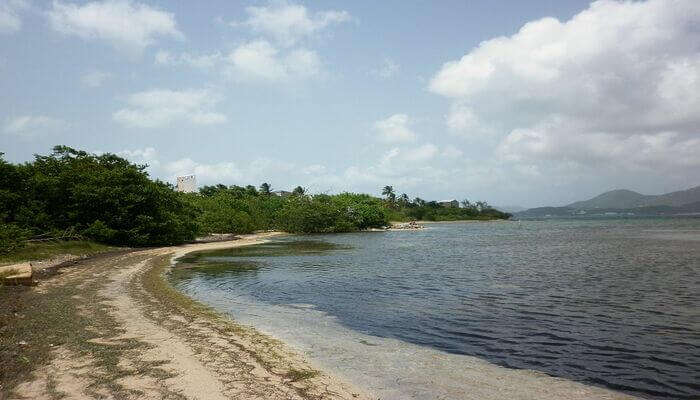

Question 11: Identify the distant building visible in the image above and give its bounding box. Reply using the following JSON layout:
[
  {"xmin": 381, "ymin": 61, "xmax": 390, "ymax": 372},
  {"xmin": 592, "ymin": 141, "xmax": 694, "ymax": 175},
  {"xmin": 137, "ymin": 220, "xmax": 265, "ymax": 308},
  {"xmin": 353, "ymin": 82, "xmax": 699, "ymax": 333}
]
[
  {"xmin": 176, "ymin": 175, "xmax": 197, "ymax": 193},
  {"xmin": 438, "ymin": 199, "xmax": 459, "ymax": 208},
  {"xmin": 272, "ymin": 190, "xmax": 293, "ymax": 197}
]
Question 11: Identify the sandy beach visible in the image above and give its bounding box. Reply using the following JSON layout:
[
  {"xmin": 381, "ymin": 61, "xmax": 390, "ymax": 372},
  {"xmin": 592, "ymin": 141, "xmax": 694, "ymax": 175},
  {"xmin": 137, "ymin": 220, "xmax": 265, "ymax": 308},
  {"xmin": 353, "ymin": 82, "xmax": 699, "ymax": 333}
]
[
  {"xmin": 4, "ymin": 232, "xmax": 636, "ymax": 400},
  {"xmin": 6, "ymin": 233, "xmax": 368, "ymax": 400}
]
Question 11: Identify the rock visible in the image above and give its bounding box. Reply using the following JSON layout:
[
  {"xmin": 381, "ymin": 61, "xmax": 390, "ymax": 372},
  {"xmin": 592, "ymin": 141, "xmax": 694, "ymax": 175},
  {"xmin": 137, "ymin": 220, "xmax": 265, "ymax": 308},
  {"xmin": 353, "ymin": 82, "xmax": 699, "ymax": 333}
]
[
  {"xmin": 390, "ymin": 221, "xmax": 424, "ymax": 230},
  {"xmin": 0, "ymin": 262, "xmax": 33, "ymax": 286}
]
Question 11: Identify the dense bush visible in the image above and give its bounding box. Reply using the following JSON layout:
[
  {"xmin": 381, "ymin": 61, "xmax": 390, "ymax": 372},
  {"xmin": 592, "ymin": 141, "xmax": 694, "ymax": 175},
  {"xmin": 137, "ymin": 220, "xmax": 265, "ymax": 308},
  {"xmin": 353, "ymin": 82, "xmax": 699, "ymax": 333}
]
[
  {"xmin": 0, "ymin": 147, "xmax": 198, "ymax": 247},
  {"xmin": 0, "ymin": 224, "xmax": 29, "ymax": 255},
  {"xmin": 188, "ymin": 188, "xmax": 389, "ymax": 234},
  {"xmin": 273, "ymin": 193, "xmax": 390, "ymax": 233}
]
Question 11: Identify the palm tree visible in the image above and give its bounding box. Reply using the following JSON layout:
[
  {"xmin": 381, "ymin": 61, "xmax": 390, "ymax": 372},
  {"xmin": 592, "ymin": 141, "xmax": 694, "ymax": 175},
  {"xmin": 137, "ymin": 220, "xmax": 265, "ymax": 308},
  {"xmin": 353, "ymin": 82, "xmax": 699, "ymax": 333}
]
[
  {"xmin": 259, "ymin": 182, "xmax": 271, "ymax": 195},
  {"xmin": 292, "ymin": 186, "xmax": 306, "ymax": 196},
  {"xmin": 381, "ymin": 185, "xmax": 396, "ymax": 203},
  {"xmin": 398, "ymin": 193, "xmax": 410, "ymax": 207},
  {"xmin": 475, "ymin": 201, "xmax": 489, "ymax": 211}
]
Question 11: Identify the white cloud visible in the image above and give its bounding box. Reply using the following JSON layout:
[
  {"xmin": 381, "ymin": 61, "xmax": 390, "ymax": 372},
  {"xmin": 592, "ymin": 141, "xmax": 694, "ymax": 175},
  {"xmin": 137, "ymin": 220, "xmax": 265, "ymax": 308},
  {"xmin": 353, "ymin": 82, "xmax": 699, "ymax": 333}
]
[
  {"xmin": 81, "ymin": 70, "xmax": 112, "ymax": 87},
  {"xmin": 0, "ymin": 0, "xmax": 28, "ymax": 34},
  {"xmin": 113, "ymin": 89, "xmax": 227, "ymax": 128},
  {"xmin": 372, "ymin": 57, "xmax": 399, "ymax": 79},
  {"xmin": 225, "ymin": 39, "xmax": 321, "ymax": 82},
  {"xmin": 496, "ymin": 118, "xmax": 700, "ymax": 171},
  {"xmin": 155, "ymin": 50, "xmax": 224, "ymax": 70},
  {"xmin": 301, "ymin": 164, "xmax": 326, "ymax": 175},
  {"xmin": 164, "ymin": 158, "xmax": 244, "ymax": 183},
  {"xmin": 441, "ymin": 145, "xmax": 463, "ymax": 158},
  {"xmin": 115, "ymin": 147, "xmax": 315, "ymax": 187},
  {"xmin": 3, "ymin": 115, "xmax": 66, "ymax": 136},
  {"xmin": 445, "ymin": 103, "xmax": 494, "ymax": 138},
  {"xmin": 401, "ymin": 143, "xmax": 439, "ymax": 162},
  {"xmin": 48, "ymin": 0, "xmax": 182, "ymax": 55},
  {"xmin": 116, "ymin": 147, "xmax": 159, "ymax": 167},
  {"xmin": 233, "ymin": 1, "xmax": 351, "ymax": 47},
  {"xmin": 429, "ymin": 0, "xmax": 700, "ymax": 176},
  {"xmin": 156, "ymin": 2, "xmax": 342, "ymax": 84},
  {"xmin": 374, "ymin": 114, "xmax": 417, "ymax": 143}
]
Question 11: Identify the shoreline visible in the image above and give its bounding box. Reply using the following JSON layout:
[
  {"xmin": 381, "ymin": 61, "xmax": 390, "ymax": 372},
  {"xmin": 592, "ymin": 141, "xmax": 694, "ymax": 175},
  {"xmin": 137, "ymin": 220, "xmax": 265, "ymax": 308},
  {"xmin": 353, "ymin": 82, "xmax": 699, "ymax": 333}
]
[
  {"xmin": 4, "ymin": 232, "xmax": 369, "ymax": 400},
  {"xmin": 4, "ymin": 231, "xmax": 636, "ymax": 399},
  {"xmin": 417, "ymin": 218, "xmax": 511, "ymax": 224},
  {"xmin": 166, "ymin": 234, "xmax": 637, "ymax": 400}
]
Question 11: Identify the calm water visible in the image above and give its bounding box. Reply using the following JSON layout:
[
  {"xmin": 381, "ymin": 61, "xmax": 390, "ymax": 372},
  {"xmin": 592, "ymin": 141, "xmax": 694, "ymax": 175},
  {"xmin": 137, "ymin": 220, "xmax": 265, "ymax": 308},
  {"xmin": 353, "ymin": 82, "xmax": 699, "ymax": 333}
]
[{"xmin": 171, "ymin": 218, "xmax": 700, "ymax": 399}]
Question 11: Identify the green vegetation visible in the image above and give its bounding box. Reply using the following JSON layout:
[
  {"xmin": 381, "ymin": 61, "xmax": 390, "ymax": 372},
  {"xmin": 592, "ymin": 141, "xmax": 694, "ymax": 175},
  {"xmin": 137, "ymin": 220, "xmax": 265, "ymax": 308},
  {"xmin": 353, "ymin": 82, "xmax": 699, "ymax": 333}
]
[
  {"xmin": 1, "ymin": 146, "xmax": 197, "ymax": 249},
  {"xmin": 0, "ymin": 241, "xmax": 114, "ymax": 265},
  {"xmin": 0, "ymin": 253, "xmax": 171, "ymax": 399},
  {"xmin": 382, "ymin": 189, "xmax": 511, "ymax": 222},
  {"xmin": 1, "ymin": 146, "xmax": 509, "ymax": 256},
  {"xmin": 285, "ymin": 368, "xmax": 319, "ymax": 382},
  {"xmin": 0, "ymin": 224, "xmax": 29, "ymax": 256},
  {"xmin": 184, "ymin": 185, "xmax": 389, "ymax": 234}
]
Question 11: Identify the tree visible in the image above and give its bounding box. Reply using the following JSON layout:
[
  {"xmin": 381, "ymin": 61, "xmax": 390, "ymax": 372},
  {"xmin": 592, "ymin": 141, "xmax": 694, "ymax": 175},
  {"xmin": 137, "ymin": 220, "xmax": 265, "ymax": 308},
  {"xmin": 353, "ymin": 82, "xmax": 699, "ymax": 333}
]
[
  {"xmin": 461, "ymin": 199, "xmax": 472, "ymax": 209},
  {"xmin": 292, "ymin": 186, "xmax": 306, "ymax": 196},
  {"xmin": 413, "ymin": 197, "xmax": 425, "ymax": 206},
  {"xmin": 5, "ymin": 146, "xmax": 198, "ymax": 246},
  {"xmin": 245, "ymin": 185, "xmax": 258, "ymax": 196},
  {"xmin": 199, "ymin": 184, "xmax": 227, "ymax": 196},
  {"xmin": 259, "ymin": 182, "xmax": 272, "ymax": 195},
  {"xmin": 381, "ymin": 185, "xmax": 396, "ymax": 203},
  {"xmin": 398, "ymin": 193, "xmax": 410, "ymax": 207}
]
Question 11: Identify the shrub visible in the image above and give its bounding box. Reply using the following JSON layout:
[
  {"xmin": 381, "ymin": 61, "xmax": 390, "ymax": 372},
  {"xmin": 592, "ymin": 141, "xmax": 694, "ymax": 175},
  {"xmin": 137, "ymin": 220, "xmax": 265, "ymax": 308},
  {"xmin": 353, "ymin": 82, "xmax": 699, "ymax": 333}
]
[
  {"xmin": 1, "ymin": 146, "xmax": 198, "ymax": 247},
  {"xmin": 0, "ymin": 224, "xmax": 29, "ymax": 255}
]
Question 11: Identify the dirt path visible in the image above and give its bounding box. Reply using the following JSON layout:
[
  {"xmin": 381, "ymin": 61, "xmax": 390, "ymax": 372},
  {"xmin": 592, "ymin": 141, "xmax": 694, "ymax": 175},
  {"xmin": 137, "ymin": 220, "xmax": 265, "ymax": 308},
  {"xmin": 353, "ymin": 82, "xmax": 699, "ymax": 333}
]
[{"xmin": 5, "ymin": 233, "xmax": 369, "ymax": 400}]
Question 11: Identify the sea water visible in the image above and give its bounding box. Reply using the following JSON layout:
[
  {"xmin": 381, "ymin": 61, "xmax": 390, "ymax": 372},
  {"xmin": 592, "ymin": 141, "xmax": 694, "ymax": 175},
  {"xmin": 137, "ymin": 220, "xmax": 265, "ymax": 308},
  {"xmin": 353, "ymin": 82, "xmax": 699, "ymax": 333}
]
[{"xmin": 170, "ymin": 218, "xmax": 700, "ymax": 399}]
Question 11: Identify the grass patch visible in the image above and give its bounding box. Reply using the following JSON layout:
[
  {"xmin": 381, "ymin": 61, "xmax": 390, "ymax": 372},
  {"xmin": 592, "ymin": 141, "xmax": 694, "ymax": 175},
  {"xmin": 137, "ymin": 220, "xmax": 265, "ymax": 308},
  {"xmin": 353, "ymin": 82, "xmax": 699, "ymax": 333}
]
[
  {"xmin": 285, "ymin": 368, "xmax": 319, "ymax": 382},
  {"xmin": 0, "ymin": 253, "xmax": 176, "ymax": 399},
  {"xmin": 0, "ymin": 240, "xmax": 116, "ymax": 265}
]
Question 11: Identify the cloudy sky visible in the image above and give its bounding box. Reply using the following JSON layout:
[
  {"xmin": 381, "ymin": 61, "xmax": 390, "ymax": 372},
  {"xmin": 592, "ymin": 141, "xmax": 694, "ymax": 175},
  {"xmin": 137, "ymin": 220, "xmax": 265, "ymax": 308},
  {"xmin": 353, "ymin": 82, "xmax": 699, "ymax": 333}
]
[{"xmin": 2, "ymin": 0, "xmax": 699, "ymax": 207}]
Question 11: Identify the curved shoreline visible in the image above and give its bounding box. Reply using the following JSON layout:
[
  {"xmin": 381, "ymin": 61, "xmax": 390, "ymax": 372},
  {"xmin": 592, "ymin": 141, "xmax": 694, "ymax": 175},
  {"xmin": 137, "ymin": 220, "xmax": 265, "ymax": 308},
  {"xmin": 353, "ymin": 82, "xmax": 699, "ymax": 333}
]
[
  {"xmin": 8, "ymin": 233, "xmax": 369, "ymax": 400},
  {"xmin": 168, "ymin": 234, "xmax": 637, "ymax": 400},
  {"xmin": 7, "ymin": 232, "xmax": 636, "ymax": 399}
]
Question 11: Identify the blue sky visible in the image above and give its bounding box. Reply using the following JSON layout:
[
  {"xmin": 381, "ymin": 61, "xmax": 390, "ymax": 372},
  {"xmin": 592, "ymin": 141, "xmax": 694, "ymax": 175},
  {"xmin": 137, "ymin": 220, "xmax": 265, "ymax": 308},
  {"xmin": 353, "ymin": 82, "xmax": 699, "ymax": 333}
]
[{"xmin": 2, "ymin": 0, "xmax": 699, "ymax": 207}]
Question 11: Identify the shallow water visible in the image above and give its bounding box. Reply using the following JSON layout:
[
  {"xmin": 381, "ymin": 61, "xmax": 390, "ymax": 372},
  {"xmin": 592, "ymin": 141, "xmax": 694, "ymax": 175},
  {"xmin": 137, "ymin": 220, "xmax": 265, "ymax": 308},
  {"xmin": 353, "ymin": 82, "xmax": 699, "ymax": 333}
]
[{"xmin": 171, "ymin": 218, "xmax": 700, "ymax": 399}]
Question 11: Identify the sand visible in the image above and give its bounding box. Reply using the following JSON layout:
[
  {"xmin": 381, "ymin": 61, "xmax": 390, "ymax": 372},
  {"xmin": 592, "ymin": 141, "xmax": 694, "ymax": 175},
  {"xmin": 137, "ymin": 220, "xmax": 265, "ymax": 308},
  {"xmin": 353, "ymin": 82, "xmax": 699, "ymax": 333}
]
[{"xmin": 8, "ymin": 232, "xmax": 636, "ymax": 400}]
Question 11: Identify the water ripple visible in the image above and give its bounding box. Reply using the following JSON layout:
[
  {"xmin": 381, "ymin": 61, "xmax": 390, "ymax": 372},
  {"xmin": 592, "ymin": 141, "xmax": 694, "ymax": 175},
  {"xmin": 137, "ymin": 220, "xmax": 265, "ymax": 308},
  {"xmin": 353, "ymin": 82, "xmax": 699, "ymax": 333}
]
[{"xmin": 171, "ymin": 218, "xmax": 700, "ymax": 399}]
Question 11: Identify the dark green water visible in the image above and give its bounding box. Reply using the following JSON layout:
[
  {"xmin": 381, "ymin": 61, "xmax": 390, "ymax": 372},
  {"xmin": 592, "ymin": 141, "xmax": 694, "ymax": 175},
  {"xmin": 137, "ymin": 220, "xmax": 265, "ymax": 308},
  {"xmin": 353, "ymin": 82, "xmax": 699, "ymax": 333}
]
[{"xmin": 171, "ymin": 218, "xmax": 700, "ymax": 399}]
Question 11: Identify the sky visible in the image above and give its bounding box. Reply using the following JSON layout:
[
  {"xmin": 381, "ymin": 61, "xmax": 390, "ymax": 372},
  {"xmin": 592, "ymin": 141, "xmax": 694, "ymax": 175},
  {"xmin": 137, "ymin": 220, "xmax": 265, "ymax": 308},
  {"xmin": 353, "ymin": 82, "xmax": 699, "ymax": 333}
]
[{"xmin": 1, "ymin": 0, "xmax": 699, "ymax": 208}]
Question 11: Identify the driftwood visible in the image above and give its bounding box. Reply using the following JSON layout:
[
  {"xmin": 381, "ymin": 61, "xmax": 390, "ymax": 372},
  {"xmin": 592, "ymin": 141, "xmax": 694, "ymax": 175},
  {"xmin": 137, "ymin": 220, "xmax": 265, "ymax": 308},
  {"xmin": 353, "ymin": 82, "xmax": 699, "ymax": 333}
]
[{"xmin": 26, "ymin": 228, "xmax": 85, "ymax": 243}]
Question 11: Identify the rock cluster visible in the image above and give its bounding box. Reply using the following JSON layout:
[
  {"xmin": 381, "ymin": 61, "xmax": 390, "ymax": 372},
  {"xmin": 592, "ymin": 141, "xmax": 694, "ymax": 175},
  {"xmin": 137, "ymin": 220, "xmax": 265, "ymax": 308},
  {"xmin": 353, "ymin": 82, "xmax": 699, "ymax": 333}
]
[{"xmin": 390, "ymin": 221, "xmax": 424, "ymax": 230}]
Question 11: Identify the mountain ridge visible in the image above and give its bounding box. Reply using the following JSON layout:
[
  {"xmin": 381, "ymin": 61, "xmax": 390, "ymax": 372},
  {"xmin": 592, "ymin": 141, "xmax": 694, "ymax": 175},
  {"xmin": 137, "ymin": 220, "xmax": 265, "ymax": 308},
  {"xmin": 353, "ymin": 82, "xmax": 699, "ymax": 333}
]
[
  {"xmin": 566, "ymin": 185, "xmax": 700, "ymax": 210},
  {"xmin": 516, "ymin": 185, "xmax": 700, "ymax": 217}
]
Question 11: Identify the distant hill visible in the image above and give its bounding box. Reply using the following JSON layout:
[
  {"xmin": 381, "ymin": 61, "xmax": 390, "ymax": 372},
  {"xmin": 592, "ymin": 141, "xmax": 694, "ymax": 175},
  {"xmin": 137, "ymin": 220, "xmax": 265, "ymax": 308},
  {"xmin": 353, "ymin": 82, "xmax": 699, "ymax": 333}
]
[
  {"xmin": 567, "ymin": 189, "xmax": 651, "ymax": 209},
  {"xmin": 517, "ymin": 185, "xmax": 700, "ymax": 218},
  {"xmin": 646, "ymin": 186, "xmax": 700, "ymax": 207},
  {"xmin": 567, "ymin": 186, "xmax": 700, "ymax": 210},
  {"xmin": 494, "ymin": 205, "xmax": 527, "ymax": 213}
]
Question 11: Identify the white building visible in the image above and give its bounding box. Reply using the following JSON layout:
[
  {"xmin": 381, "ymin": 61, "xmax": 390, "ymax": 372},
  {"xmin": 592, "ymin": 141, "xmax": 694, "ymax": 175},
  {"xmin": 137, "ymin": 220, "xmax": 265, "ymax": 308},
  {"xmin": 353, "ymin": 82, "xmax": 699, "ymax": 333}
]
[{"xmin": 176, "ymin": 175, "xmax": 197, "ymax": 193}]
